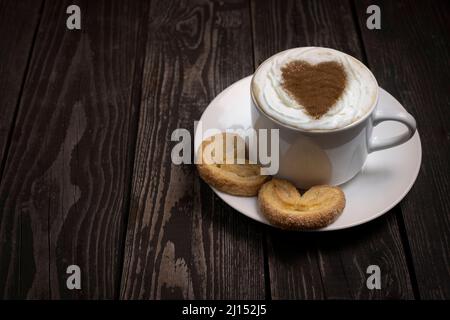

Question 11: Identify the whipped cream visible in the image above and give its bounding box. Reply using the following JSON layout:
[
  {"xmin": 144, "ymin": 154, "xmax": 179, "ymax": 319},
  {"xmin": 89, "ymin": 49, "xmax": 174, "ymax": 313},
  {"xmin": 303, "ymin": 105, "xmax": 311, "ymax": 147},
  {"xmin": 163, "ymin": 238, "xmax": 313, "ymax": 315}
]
[{"xmin": 252, "ymin": 47, "xmax": 378, "ymax": 130}]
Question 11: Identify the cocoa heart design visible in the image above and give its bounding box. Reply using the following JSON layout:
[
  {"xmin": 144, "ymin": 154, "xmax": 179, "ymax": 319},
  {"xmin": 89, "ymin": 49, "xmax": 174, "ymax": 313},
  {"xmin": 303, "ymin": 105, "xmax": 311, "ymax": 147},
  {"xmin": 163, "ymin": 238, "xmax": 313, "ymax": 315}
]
[{"xmin": 281, "ymin": 60, "xmax": 347, "ymax": 119}]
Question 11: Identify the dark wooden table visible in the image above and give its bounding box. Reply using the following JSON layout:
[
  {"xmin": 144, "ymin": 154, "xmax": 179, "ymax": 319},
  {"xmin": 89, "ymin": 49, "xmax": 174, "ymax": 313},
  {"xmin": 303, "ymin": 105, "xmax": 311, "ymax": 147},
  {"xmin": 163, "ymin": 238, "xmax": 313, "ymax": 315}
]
[{"xmin": 0, "ymin": 0, "xmax": 448, "ymax": 300}]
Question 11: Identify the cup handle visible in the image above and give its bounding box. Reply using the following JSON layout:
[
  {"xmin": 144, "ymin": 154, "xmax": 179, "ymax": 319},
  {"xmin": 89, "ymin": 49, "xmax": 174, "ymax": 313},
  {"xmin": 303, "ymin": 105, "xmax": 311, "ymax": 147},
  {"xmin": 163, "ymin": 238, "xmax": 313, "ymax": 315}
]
[{"xmin": 368, "ymin": 105, "xmax": 417, "ymax": 153}]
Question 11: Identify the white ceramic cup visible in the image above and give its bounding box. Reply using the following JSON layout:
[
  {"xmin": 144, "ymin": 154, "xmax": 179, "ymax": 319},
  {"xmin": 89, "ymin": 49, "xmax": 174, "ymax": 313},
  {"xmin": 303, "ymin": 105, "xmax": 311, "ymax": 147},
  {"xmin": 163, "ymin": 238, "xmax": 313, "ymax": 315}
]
[{"xmin": 251, "ymin": 48, "xmax": 417, "ymax": 188}]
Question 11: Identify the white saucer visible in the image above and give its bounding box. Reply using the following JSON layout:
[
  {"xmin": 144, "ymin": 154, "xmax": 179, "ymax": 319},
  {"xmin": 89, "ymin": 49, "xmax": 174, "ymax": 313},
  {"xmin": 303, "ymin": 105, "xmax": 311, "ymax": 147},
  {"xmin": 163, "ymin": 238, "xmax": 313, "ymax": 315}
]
[{"xmin": 194, "ymin": 76, "xmax": 422, "ymax": 231}]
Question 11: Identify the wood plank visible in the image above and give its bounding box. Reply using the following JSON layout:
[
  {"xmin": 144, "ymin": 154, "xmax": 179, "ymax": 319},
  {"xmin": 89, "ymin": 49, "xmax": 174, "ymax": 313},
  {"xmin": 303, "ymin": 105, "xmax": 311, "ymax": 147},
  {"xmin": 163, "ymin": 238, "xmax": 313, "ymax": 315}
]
[
  {"xmin": 251, "ymin": 0, "xmax": 414, "ymax": 299},
  {"xmin": 354, "ymin": 0, "xmax": 450, "ymax": 299},
  {"xmin": 120, "ymin": 0, "xmax": 266, "ymax": 299},
  {"xmin": 0, "ymin": 0, "xmax": 43, "ymax": 173},
  {"xmin": 0, "ymin": 0, "xmax": 44, "ymax": 299},
  {"xmin": 0, "ymin": 0, "xmax": 147, "ymax": 298}
]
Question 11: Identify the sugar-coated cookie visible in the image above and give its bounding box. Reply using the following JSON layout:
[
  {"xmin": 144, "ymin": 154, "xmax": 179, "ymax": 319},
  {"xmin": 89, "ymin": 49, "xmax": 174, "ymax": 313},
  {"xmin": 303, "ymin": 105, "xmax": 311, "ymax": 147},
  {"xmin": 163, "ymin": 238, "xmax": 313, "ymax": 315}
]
[
  {"xmin": 197, "ymin": 133, "xmax": 269, "ymax": 196},
  {"xmin": 259, "ymin": 178, "xmax": 345, "ymax": 230}
]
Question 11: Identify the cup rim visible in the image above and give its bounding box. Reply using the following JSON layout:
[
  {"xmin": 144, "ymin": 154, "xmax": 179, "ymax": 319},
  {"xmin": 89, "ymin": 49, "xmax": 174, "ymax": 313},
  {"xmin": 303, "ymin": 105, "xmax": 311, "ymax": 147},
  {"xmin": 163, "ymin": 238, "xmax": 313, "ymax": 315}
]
[{"xmin": 250, "ymin": 46, "xmax": 380, "ymax": 134}]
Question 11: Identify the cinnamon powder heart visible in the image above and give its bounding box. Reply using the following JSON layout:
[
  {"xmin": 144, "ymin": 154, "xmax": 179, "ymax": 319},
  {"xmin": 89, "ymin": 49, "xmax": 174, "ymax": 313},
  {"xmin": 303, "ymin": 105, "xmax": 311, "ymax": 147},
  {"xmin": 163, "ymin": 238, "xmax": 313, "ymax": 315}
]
[{"xmin": 281, "ymin": 60, "xmax": 347, "ymax": 119}]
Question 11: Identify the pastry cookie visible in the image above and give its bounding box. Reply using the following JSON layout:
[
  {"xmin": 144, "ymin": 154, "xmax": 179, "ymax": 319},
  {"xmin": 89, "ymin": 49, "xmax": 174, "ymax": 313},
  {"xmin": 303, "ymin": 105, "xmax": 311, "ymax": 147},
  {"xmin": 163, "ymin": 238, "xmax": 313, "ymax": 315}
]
[
  {"xmin": 197, "ymin": 133, "xmax": 269, "ymax": 196},
  {"xmin": 259, "ymin": 179, "xmax": 345, "ymax": 230}
]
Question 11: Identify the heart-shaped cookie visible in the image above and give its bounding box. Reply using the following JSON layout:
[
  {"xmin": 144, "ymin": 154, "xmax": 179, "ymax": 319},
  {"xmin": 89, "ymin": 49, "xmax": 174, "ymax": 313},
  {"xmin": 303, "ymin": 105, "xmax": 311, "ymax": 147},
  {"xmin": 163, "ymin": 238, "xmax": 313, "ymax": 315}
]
[
  {"xmin": 258, "ymin": 179, "xmax": 345, "ymax": 230},
  {"xmin": 197, "ymin": 133, "xmax": 269, "ymax": 196},
  {"xmin": 281, "ymin": 60, "xmax": 347, "ymax": 118}
]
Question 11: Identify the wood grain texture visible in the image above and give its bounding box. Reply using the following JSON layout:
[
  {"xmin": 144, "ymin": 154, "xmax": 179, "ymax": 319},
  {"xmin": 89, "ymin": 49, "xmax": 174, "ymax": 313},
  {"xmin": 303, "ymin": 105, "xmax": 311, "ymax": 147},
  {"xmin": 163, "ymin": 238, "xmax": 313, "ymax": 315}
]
[
  {"xmin": 0, "ymin": 0, "xmax": 446, "ymax": 300},
  {"xmin": 251, "ymin": 0, "xmax": 414, "ymax": 299},
  {"xmin": 120, "ymin": 0, "xmax": 266, "ymax": 299},
  {"xmin": 0, "ymin": 0, "xmax": 43, "ymax": 171},
  {"xmin": 0, "ymin": 0, "xmax": 147, "ymax": 298},
  {"xmin": 355, "ymin": 0, "xmax": 450, "ymax": 299}
]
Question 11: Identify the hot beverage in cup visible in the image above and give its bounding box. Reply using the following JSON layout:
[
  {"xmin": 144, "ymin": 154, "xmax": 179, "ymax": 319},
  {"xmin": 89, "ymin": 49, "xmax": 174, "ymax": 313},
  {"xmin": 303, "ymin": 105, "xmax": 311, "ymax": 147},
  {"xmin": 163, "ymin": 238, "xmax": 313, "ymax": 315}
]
[
  {"xmin": 251, "ymin": 47, "xmax": 416, "ymax": 188},
  {"xmin": 252, "ymin": 47, "xmax": 378, "ymax": 131}
]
